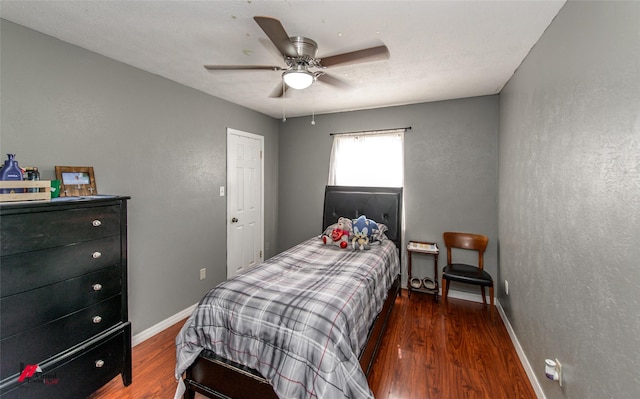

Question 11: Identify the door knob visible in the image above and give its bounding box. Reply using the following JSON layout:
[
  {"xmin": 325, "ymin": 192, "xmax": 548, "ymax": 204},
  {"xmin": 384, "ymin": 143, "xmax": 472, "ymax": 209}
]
[{"xmin": 231, "ymin": 217, "xmax": 238, "ymax": 223}]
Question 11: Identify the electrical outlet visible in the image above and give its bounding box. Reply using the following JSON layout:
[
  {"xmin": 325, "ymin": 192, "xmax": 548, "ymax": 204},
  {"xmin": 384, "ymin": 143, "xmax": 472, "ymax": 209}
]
[
  {"xmin": 555, "ymin": 358, "xmax": 563, "ymax": 386},
  {"xmin": 505, "ymin": 280, "xmax": 509, "ymax": 295},
  {"xmin": 200, "ymin": 268, "xmax": 206, "ymax": 280},
  {"xmin": 545, "ymin": 358, "xmax": 563, "ymax": 386}
]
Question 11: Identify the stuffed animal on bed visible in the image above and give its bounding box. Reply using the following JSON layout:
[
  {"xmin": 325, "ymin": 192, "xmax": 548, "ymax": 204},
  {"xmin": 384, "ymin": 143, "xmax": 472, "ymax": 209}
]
[
  {"xmin": 351, "ymin": 215, "xmax": 379, "ymax": 250},
  {"xmin": 322, "ymin": 217, "xmax": 352, "ymax": 249}
]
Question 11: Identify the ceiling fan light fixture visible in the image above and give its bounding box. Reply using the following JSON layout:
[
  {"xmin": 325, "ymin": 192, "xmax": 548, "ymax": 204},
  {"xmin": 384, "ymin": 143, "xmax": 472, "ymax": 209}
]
[{"xmin": 283, "ymin": 68, "xmax": 314, "ymax": 90}]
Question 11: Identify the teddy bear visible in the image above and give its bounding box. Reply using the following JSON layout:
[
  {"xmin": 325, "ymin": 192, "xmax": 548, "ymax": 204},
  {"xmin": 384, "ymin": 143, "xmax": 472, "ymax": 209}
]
[
  {"xmin": 351, "ymin": 215, "xmax": 379, "ymax": 250},
  {"xmin": 322, "ymin": 217, "xmax": 352, "ymax": 249}
]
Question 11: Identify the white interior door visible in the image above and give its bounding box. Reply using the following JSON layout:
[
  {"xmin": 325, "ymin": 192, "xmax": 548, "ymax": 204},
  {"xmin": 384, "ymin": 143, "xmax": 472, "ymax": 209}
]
[{"xmin": 227, "ymin": 128, "xmax": 264, "ymax": 278}]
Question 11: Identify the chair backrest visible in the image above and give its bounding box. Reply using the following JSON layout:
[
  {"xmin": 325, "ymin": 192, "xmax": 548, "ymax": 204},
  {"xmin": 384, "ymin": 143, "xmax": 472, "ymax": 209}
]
[{"xmin": 443, "ymin": 232, "xmax": 489, "ymax": 271}]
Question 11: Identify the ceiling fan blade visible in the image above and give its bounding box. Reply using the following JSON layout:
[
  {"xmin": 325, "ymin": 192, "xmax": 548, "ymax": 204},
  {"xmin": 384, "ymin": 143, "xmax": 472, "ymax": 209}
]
[
  {"xmin": 269, "ymin": 81, "xmax": 289, "ymax": 98},
  {"xmin": 254, "ymin": 16, "xmax": 298, "ymax": 58},
  {"xmin": 320, "ymin": 45, "xmax": 389, "ymax": 68},
  {"xmin": 316, "ymin": 73, "xmax": 350, "ymax": 89},
  {"xmin": 204, "ymin": 65, "xmax": 283, "ymax": 71}
]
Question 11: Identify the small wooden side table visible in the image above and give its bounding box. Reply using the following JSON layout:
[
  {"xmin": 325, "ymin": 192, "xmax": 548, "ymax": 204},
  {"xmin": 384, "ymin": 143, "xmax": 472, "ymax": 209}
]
[{"xmin": 407, "ymin": 241, "xmax": 439, "ymax": 302}]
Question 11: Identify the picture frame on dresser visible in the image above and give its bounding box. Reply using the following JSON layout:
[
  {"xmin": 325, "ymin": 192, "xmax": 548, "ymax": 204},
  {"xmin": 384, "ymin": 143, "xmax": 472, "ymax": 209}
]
[{"xmin": 55, "ymin": 165, "xmax": 98, "ymax": 197}]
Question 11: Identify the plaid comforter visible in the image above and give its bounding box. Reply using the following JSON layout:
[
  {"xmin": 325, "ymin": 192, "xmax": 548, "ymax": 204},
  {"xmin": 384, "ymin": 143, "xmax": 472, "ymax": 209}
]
[{"xmin": 175, "ymin": 237, "xmax": 400, "ymax": 399}]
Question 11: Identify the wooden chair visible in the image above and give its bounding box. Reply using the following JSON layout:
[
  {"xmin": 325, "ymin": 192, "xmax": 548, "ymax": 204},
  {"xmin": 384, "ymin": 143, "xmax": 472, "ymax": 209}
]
[{"xmin": 441, "ymin": 232, "xmax": 494, "ymax": 314}]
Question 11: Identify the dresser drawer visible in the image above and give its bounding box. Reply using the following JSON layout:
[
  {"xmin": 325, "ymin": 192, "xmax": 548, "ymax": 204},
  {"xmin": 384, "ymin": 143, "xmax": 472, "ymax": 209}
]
[
  {"xmin": 0, "ymin": 205, "xmax": 121, "ymax": 255},
  {"xmin": 1, "ymin": 236, "xmax": 121, "ymax": 297},
  {"xmin": 0, "ymin": 328, "xmax": 127, "ymax": 399},
  {"xmin": 0, "ymin": 296, "xmax": 123, "ymax": 380},
  {"xmin": 1, "ymin": 265, "xmax": 122, "ymax": 337}
]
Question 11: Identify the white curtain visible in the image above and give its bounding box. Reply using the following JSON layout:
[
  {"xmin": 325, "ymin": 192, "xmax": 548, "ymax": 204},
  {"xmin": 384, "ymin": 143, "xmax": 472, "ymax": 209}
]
[{"xmin": 328, "ymin": 129, "xmax": 404, "ymax": 187}]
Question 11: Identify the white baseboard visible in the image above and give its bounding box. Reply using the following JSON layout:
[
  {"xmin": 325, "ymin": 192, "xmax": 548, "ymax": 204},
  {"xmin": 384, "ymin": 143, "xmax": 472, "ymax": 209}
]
[
  {"xmin": 445, "ymin": 288, "xmax": 486, "ymax": 303},
  {"xmin": 496, "ymin": 301, "xmax": 545, "ymax": 399},
  {"xmin": 131, "ymin": 303, "xmax": 197, "ymax": 347}
]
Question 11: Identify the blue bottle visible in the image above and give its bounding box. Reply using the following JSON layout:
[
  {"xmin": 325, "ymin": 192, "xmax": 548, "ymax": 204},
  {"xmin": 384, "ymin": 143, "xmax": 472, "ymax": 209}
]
[{"xmin": 1, "ymin": 154, "xmax": 24, "ymax": 194}]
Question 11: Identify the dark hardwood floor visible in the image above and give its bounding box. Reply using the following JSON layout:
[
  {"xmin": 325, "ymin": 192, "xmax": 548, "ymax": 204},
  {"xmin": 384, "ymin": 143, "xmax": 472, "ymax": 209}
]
[
  {"xmin": 90, "ymin": 291, "xmax": 536, "ymax": 399},
  {"xmin": 368, "ymin": 292, "xmax": 535, "ymax": 399}
]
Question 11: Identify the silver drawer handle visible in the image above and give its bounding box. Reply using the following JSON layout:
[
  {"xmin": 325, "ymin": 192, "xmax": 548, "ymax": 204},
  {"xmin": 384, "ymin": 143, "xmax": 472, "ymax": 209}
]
[
  {"xmin": 95, "ymin": 360, "xmax": 105, "ymax": 368},
  {"xmin": 92, "ymin": 219, "xmax": 102, "ymax": 227},
  {"xmin": 92, "ymin": 283, "xmax": 103, "ymax": 291},
  {"xmin": 92, "ymin": 316, "xmax": 102, "ymax": 324},
  {"xmin": 92, "ymin": 251, "xmax": 102, "ymax": 259}
]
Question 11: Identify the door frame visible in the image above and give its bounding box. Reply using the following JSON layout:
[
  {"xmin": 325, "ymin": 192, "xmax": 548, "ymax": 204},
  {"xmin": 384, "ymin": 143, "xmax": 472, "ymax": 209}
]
[{"xmin": 226, "ymin": 127, "xmax": 264, "ymax": 278}]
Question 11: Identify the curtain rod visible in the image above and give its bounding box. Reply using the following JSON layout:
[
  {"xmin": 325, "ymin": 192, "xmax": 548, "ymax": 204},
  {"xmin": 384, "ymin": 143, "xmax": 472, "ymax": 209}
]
[{"xmin": 330, "ymin": 126, "xmax": 411, "ymax": 136}]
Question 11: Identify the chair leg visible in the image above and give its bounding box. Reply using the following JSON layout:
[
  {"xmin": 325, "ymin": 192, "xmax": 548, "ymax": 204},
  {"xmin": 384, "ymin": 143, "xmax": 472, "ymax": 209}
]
[
  {"xmin": 442, "ymin": 277, "xmax": 448, "ymax": 302},
  {"xmin": 489, "ymin": 285, "xmax": 495, "ymax": 320},
  {"xmin": 480, "ymin": 286, "xmax": 487, "ymax": 306}
]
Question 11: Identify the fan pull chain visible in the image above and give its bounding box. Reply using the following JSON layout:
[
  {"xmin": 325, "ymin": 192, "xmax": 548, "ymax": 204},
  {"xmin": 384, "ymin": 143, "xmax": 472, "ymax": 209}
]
[
  {"xmin": 311, "ymin": 91, "xmax": 316, "ymax": 125},
  {"xmin": 281, "ymin": 80, "xmax": 287, "ymax": 122}
]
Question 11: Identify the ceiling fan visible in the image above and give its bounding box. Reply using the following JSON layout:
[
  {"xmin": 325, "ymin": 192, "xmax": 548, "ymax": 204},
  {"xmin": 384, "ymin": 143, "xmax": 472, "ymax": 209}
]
[{"xmin": 204, "ymin": 16, "xmax": 390, "ymax": 97}]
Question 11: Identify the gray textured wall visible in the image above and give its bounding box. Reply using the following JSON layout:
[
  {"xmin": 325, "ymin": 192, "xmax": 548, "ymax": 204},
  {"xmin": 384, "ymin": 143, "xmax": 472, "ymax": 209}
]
[
  {"xmin": 278, "ymin": 97, "xmax": 499, "ymax": 292},
  {"xmin": 499, "ymin": 1, "xmax": 640, "ymax": 398},
  {"xmin": 0, "ymin": 20, "xmax": 280, "ymax": 335}
]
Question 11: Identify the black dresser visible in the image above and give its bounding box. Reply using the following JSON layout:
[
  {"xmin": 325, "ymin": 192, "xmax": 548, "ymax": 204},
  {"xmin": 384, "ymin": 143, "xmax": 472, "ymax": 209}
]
[{"xmin": 0, "ymin": 196, "xmax": 132, "ymax": 398}]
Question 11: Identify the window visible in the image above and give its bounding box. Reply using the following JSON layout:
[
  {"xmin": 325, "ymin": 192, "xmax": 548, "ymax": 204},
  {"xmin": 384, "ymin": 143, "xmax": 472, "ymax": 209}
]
[{"xmin": 328, "ymin": 129, "xmax": 404, "ymax": 187}]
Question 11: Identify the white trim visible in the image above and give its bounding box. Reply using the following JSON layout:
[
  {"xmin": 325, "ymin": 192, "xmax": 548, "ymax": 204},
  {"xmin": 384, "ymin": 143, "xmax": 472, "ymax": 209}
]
[
  {"xmin": 444, "ymin": 288, "xmax": 486, "ymax": 303},
  {"xmin": 401, "ymin": 286, "xmax": 491, "ymax": 303},
  {"xmin": 131, "ymin": 303, "xmax": 197, "ymax": 347},
  {"xmin": 496, "ymin": 301, "xmax": 545, "ymax": 399}
]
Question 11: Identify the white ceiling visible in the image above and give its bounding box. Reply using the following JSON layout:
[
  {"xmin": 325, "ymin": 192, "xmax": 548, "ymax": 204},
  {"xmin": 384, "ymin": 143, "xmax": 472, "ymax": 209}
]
[{"xmin": 1, "ymin": 0, "xmax": 565, "ymax": 119}]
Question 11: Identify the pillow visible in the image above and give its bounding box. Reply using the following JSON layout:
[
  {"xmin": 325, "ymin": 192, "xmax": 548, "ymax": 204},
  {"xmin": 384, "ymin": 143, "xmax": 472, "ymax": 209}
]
[{"xmin": 371, "ymin": 223, "xmax": 388, "ymax": 242}]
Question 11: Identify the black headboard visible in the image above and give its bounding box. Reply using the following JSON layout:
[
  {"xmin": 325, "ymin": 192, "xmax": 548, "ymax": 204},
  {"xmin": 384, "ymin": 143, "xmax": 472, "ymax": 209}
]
[{"xmin": 322, "ymin": 186, "xmax": 403, "ymax": 249}]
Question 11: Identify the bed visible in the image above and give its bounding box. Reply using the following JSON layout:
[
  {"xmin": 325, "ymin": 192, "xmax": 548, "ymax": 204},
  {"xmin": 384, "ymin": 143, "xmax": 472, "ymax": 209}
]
[{"xmin": 175, "ymin": 186, "xmax": 403, "ymax": 399}]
